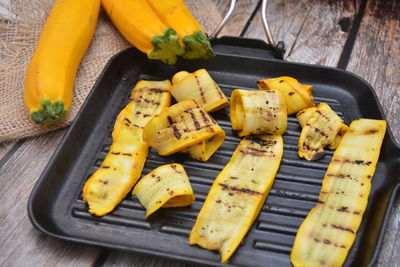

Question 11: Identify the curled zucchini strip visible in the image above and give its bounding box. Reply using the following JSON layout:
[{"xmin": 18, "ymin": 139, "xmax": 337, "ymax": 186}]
[
  {"xmin": 143, "ymin": 99, "xmax": 225, "ymax": 160},
  {"xmin": 230, "ymin": 89, "xmax": 287, "ymax": 137},
  {"xmin": 257, "ymin": 76, "xmax": 315, "ymax": 114},
  {"xmin": 297, "ymin": 107, "xmax": 349, "ymax": 150},
  {"xmin": 190, "ymin": 135, "xmax": 284, "ymax": 263},
  {"xmin": 298, "ymin": 103, "xmax": 344, "ymax": 161},
  {"xmin": 82, "ymin": 80, "xmax": 171, "ymax": 216},
  {"xmin": 291, "ymin": 119, "xmax": 386, "ymax": 267},
  {"xmin": 171, "ymin": 69, "xmax": 228, "ymax": 112},
  {"xmin": 132, "ymin": 163, "xmax": 195, "ymax": 217}
]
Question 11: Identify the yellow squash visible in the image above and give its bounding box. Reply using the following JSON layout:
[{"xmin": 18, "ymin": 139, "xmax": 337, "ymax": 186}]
[
  {"xmin": 297, "ymin": 107, "xmax": 348, "ymax": 150},
  {"xmin": 257, "ymin": 76, "xmax": 315, "ymax": 115},
  {"xmin": 101, "ymin": 0, "xmax": 184, "ymax": 64},
  {"xmin": 291, "ymin": 119, "xmax": 386, "ymax": 267},
  {"xmin": 190, "ymin": 135, "xmax": 283, "ymax": 263},
  {"xmin": 171, "ymin": 69, "xmax": 228, "ymax": 112},
  {"xmin": 230, "ymin": 89, "xmax": 287, "ymax": 136},
  {"xmin": 132, "ymin": 163, "xmax": 195, "ymax": 217},
  {"xmin": 146, "ymin": 0, "xmax": 214, "ymax": 59},
  {"xmin": 24, "ymin": 0, "xmax": 100, "ymax": 125},
  {"xmin": 298, "ymin": 103, "xmax": 344, "ymax": 160},
  {"xmin": 83, "ymin": 80, "xmax": 171, "ymax": 216},
  {"xmin": 143, "ymin": 100, "xmax": 225, "ymax": 160}
]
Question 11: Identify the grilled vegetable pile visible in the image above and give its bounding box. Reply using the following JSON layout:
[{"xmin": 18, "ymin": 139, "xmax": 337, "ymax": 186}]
[
  {"xmin": 171, "ymin": 69, "xmax": 228, "ymax": 112},
  {"xmin": 257, "ymin": 76, "xmax": 315, "ymax": 114},
  {"xmin": 230, "ymin": 89, "xmax": 287, "ymax": 136},
  {"xmin": 24, "ymin": 0, "xmax": 100, "ymax": 125},
  {"xmin": 133, "ymin": 163, "xmax": 195, "ymax": 217},
  {"xmin": 298, "ymin": 103, "xmax": 344, "ymax": 161},
  {"xmin": 83, "ymin": 80, "xmax": 171, "ymax": 216},
  {"xmin": 291, "ymin": 119, "xmax": 386, "ymax": 267},
  {"xmin": 190, "ymin": 135, "xmax": 284, "ymax": 263},
  {"xmin": 143, "ymin": 99, "xmax": 226, "ymax": 161},
  {"xmin": 79, "ymin": 71, "xmax": 387, "ymax": 266}
]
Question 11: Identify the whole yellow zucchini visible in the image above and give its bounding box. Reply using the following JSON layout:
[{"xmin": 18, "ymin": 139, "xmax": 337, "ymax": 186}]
[
  {"xmin": 24, "ymin": 0, "xmax": 100, "ymax": 125},
  {"xmin": 146, "ymin": 0, "xmax": 214, "ymax": 59},
  {"xmin": 101, "ymin": 0, "xmax": 184, "ymax": 64}
]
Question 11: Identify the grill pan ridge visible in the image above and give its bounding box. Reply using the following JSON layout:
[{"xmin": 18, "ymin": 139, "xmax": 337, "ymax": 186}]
[{"xmin": 28, "ymin": 37, "xmax": 400, "ymax": 267}]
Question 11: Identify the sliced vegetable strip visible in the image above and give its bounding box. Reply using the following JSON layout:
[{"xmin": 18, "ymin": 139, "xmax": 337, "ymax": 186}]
[
  {"xmin": 171, "ymin": 69, "xmax": 228, "ymax": 112},
  {"xmin": 230, "ymin": 89, "xmax": 287, "ymax": 137},
  {"xmin": 190, "ymin": 135, "xmax": 283, "ymax": 263},
  {"xmin": 143, "ymin": 100, "xmax": 225, "ymax": 159},
  {"xmin": 133, "ymin": 163, "xmax": 194, "ymax": 217},
  {"xmin": 297, "ymin": 107, "xmax": 348, "ymax": 150},
  {"xmin": 83, "ymin": 80, "xmax": 171, "ymax": 216},
  {"xmin": 291, "ymin": 119, "xmax": 386, "ymax": 267},
  {"xmin": 298, "ymin": 103, "xmax": 343, "ymax": 160},
  {"xmin": 257, "ymin": 76, "xmax": 315, "ymax": 114}
]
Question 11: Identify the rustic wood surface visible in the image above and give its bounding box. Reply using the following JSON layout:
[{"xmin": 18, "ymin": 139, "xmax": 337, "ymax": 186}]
[
  {"xmin": 346, "ymin": 0, "xmax": 400, "ymax": 266},
  {"xmin": 0, "ymin": 0, "xmax": 399, "ymax": 266}
]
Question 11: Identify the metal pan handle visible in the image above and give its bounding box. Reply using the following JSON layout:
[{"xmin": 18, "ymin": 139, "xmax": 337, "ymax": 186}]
[{"xmin": 209, "ymin": 0, "xmax": 285, "ymax": 59}]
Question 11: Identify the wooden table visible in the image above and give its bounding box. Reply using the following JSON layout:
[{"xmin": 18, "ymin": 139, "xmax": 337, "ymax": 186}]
[{"xmin": 1, "ymin": 0, "xmax": 399, "ymax": 266}]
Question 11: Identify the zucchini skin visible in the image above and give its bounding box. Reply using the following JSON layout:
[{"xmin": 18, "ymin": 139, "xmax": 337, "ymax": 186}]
[
  {"xmin": 146, "ymin": 0, "xmax": 214, "ymax": 60},
  {"xmin": 83, "ymin": 80, "xmax": 171, "ymax": 216},
  {"xmin": 291, "ymin": 119, "xmax": 386, "ymax": 267},
  {"xmin": 24, "ymin": 0, "xmax": 100, "ymax": 125},
  {"xmin": 101, "ymin": 0, "xmax": 184, "ymax": 64},
  {"xmin": 190, "ymin": 135, "xmax": 283, "ymax": 263}
]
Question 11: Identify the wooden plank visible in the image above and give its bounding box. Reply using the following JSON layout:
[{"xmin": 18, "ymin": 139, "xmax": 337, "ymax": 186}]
[
  {"xmin": 0, "ymin": 140, "xmax": 17, "ymax": 159},
  {"xmin": 188, "ymin": 0, "xmax": 260, "ymax": 37},
  {"xmin": 244, "ymin": 0, "xmax": 361, "ymax": 66},
  {"xmin": 346, "ymin": 1, "xmax": 400, "ymax": 266},
  {"xmin": 0, "ymin": 129, "xmax": 102, "ymax": 266},
  {"xmin": 103, "ymin": 252, "xmax": 187, "ymax": 267}
]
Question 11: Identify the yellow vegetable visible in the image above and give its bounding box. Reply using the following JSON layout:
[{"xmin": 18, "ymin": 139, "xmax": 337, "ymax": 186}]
[
  {"xmin": 143, "ymin": 100, "xmax": 225, "ymax": 160},
  {"xmin": 170, "ymin": 69, "xmax": 228, "ymax": 112},
  {"xmin": 291, "ymin": 119, "xmax": 386, "ymax": 267},
  {"xmin": 146, "ymin": 0, "xmax": 214, "ymax": 59},
  {"xmin": 101, "ymin": 0, "xmax": 184, "ymax": 64},
  {"xmin": 297, "ymin": 107, "xmax": 348, "ymax": 150},
  {"xmin": 83, "ymin": 80, "xmax": 171, "ymax": 216},
  {"xmin": 24, "ymin": 0, "xmax": 100, "ymax": 125},
  {"xmin": 257, "ymin": 76, "xmax": 315, "ymax": 115},
  {"xmin": 298, "ymin": 103, "xmax": 343, "ymax": 161},
  {"xmin": 190, "ymin": 135, "xmax": 283, "ymax": 263},
  {"xmin": 230, "ymin": 89, "xmax": 287, "ymax": 137},
  {"xmin": 132, "ymin": 163, "xmax": 195, "ymax": 217}
]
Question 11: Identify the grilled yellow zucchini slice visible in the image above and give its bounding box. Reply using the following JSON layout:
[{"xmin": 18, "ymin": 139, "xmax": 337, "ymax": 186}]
[
  {"xmin": 291, "ymin": 119, "xmax": 386, "ymax": 267},
  {"xmin": 257, "ymin": 76, "xmax": 315, "ymax": 115},
  {"xmin": 170, "ymin": 69, "xmax": 228, "ymax": 112},
  {"xmin": 298, "ymin": 103, "xmax": 343, "ymax": 160},
  {"xmin": 297, "ymin": 107, "xmax": 348, "ymax": 150},
  {"xmin": 132, "ymin": 163, "xmax": 194, "ymax": 217},
  {"xmin": 82, "ymin": 80, "xmax": 171, "ymax": 216},
  {"xmin": 190, "ymin": 135, "xmax": 284, "ymax": 263},
  {"xmin": 230, "ymin": 89, "xmax": 287, "ymax": 137},
  {"xmin": 143, "ymin": 99, "xmax": 225, "ymax": 160}
]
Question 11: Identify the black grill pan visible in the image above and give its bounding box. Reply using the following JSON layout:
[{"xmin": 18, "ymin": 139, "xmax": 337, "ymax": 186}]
[{"xmin": 28, "ymin": 37, "xmax": 400, "ymax": 267}]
